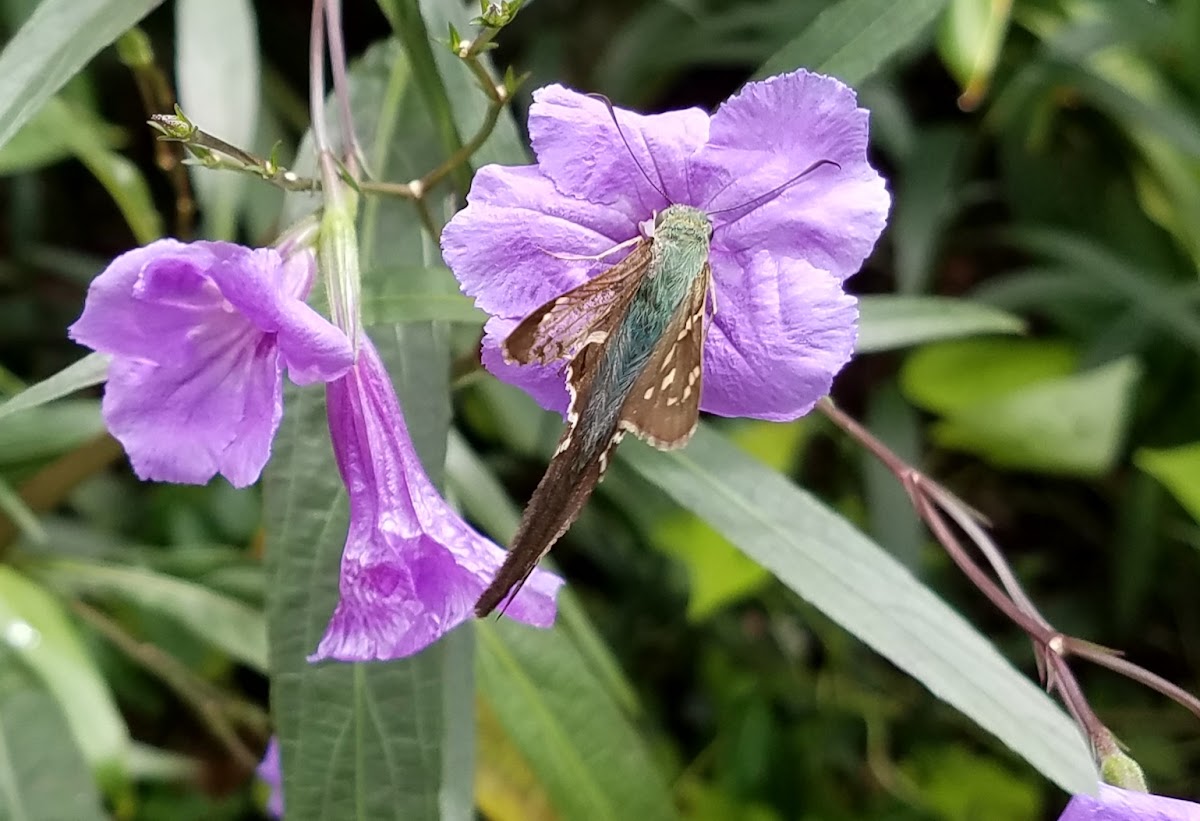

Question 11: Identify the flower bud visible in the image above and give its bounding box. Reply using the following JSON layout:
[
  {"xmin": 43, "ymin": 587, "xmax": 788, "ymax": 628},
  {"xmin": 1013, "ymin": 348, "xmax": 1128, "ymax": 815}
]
[
  {"xmin": 317, "ymin": 156, "xmax": 362, "ymax": 349},
  {"xmin": 1100, "ymin": 748, "xmax": 1149, "ymax": 793}
]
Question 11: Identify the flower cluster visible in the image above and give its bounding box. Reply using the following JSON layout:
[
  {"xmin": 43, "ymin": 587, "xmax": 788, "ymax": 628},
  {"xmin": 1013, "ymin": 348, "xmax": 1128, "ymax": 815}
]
[{"xmin": 70, "ymin": 237, "xmax": 560, "ymax": 662}]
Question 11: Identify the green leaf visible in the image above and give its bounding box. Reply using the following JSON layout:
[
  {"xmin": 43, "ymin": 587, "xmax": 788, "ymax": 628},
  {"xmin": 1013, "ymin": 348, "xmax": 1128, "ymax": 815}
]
[
  {"xmin": 655, "ymin": 422, "xmax": 809, "ymax": 620},
  {"xmin": 29, "ymin": 558, "xmax": 267, "ymax": 673},
  {"xmin": 620, "ymin": 424, "xmax": 1098, "ymax": 794},
  {"xmin": 907, "ymin": 746, "xmax": 1040, "ymax": 821},
  {"xmin": 0, "ymin": 476, "xmax": 44, "ymax": 545},
  {"xmin": 445, "ymin": 432, "xmax": 643, "ymax": 718},
  {"xmin": 0, "ymin": 567, "xmax": 129, "ymax": 785},
  {"xmin": 0, "ymin": 353, "xmax": 107, "ymax": 426},
  {"xmin": 34, "ymin": 97, "xmax": 162, "ymax": 244},
  {"xmin": 1134, "ymin": 442, "xmax": 1200, "ymax": 523},
  {"xmin": 0, "ymin": 97, "xmax": 83, "ymax": 173},
  {"xmin": 1008, "ymin": 228, "xmax": 1200, "ymax": 357},
  {"xmin": 856, "ymin": 296, "xmax": 1025, "ymax": 354},
  {"xmin": 889, "ymin": 128, "xmax": 970, "ymax": 293},
  {"xmin": 936, "ymin": 0, "xmax": 1013, "ymax": 108},
  {"xmin": 863, "ymin": 385, "xmax": 924, "ymax": 572},
  {"xmin": 931, "ymin": 358, "xmax": 1141, "ymax": 476},
  {"xmin": 0, "ymin": 0, "xmax": 164, "ymax": 151},
  {"xmin": 361, "ymin": 266, "xmax": 485, "ymax": 325},
  {"xmin": 476, "ymin": 621, "xmax": 678, "ymax": 821},
  {"xmin": 754, "ymin": 0, "xmax": 948, "ymax": 85},
  {"xmin": 265, "ymin": 350, "xmax": 472, "ymax": 821},
  {"xmin": 266, "ymin": 39, "xmax": 472, "ymax": 821},
  {"xmin": 0, "ymin": 652, "xmax": 107, "ymax": 821},
  {"xmin": 0, "ymin": 399, "xmax": 105, "ymax": 468},
  {"xmin": 176, "ymin": 0, "xmax": 260, "ymax": 240},
  {"xmin": 900, "ymin": 338, "xmax": 1078, "ymax": 415}
]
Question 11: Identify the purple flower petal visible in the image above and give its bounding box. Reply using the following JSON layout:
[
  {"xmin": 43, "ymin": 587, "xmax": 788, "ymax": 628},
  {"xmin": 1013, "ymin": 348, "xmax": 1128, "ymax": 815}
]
[
  {"xmin": 702, "ymin": 252, "xmax": 856, "ymax": 420},
  {"xmin": 528, "ymin": 85, "xmax": 709, "ymax": 218},
  {"xmin": 313, "ymin": 338, "xmax": 561, "ymax": 662},
  {"xmin": 202, "ymin": 243, "xmax": 354, "ymax": 386},
  {"xmin": 1059, "ymin": 785, "xmax": 1200, "ymax": 820},
  {"xmin": 441, "ymin": 164, "xmax": 638, "ymax": 320},
  {"xmin": 68, "ymin": 239, "xmax": 352, "ymax": 487},
  {"xmin": 102, "ymin": 337, "xmax": 282, "ymax": 488},
  {"xmin": 693, "ymin": 70, "xmax": 890, "ymax": 281},
  {"xmin": 256, "ymin": 738, "xmax": 284, "ymax": 818},
  {"xmin": 70, "ymin": 241, "xmax": 227, "ymax": 363}
]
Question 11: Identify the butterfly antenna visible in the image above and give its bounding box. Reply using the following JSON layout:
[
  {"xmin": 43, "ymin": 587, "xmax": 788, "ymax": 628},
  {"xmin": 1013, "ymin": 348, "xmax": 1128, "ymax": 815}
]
[
  {"xmin": 587, "ymin": 92, "xmax": 671, "ymax": 204},
  {"xmin": 708, "ymin": 158, "xmax": 841, "ymax": 218}
]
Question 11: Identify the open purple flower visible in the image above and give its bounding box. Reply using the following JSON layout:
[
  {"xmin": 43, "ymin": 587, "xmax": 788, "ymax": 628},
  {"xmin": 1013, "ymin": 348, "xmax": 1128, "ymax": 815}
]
[
  {"xmin": 1059, "ymin": 785, "xmax": 1200, "ymax": 820},
  {"xmin": 312, "ymin": 337, "xmax": 561, "ymax": 662},
  {"xmin": 441, "ymin": 68, "xmax": 889, "ymax": 421},
  {"xmin": 69, "ymin": 239, "xmax": 353, "ymax": 487},
  {"xmin": 256, "ymin": 738, "xmax": 284, "ymax": 818}
]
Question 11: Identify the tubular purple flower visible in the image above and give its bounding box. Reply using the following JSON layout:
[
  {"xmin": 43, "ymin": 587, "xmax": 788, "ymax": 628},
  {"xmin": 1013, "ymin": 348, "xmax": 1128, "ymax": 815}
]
[
  {"xmin": 256, "ymin": 738, "xmax": 284, "ymax": 818},
  {"xmin": 1059, "ymin": 784, "xmax": 1200, "ymax": 820},
  {"xmin": 440, "ymin": 68, "xmax": 889, "ymax": 421},
  {"xmin": 68, "ymin": 239, "xmax": 354, "ymax": 487},
  {"xmin": 312, "ymin": 336, "xmax": 561, "ymax": 662}
]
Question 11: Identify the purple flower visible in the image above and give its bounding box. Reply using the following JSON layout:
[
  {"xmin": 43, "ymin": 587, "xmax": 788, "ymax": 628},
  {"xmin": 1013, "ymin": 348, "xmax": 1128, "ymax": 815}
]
[
  {"xmin": 441, "ymin": 69, "xmax": 889, "ymax": 421},
  {"xmin": 69, "ymin": 239, "xmax": 353, "ymax": 487},
  {"xmin": 312, "ymin": 337, "xmax": 561, "ymax": 661},
  {"xmin": 256, "ymin": 738, "xmax": 283, "ymax": 818},
  {"xmin": 1059, "ymin": 785, "xmax": 1200, "ymax": 820}
]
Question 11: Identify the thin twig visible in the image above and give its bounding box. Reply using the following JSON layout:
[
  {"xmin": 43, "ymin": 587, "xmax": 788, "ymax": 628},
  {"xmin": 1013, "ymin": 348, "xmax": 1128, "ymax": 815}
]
[
  {"xmin": 118, "ymin": 29, "xmax": 196, "ymax": 237},
  {"xmin": 309, "ymin": 0, "xmax": 331, "ymax": 155},
  {"xmin": 817, "ymin": 396, "xmax": 1200, "ymax": 748},
  {"xmin": 324, "ymin": 0, "xmax": 364, "ymax": 174},
  {"xmin": 71, "ymin": 600, "xmax": 260, "ymax": 771}
]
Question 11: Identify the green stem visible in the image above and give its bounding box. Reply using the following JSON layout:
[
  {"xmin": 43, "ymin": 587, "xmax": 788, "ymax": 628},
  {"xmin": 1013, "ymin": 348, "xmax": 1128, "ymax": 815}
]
[
  {"xmin": 388, "ymin": 0, "xmax": 471, "ymax": 197},
  {"xmin": 367, "ymin": 90, "xmax": 505, "ymax": 199}
]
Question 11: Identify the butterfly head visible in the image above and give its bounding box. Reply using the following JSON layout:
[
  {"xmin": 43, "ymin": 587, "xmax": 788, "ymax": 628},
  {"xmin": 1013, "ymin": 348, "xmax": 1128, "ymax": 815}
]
[{"xmin": 654, "ymin": 204, "xmax": 713, "ymax": 247}]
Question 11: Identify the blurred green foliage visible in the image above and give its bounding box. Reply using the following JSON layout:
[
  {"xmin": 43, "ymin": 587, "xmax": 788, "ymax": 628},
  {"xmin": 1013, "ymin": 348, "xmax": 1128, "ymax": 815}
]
[{"xmin": 0, "ymin": 0, "xmax": 1198, "ymax": 819}]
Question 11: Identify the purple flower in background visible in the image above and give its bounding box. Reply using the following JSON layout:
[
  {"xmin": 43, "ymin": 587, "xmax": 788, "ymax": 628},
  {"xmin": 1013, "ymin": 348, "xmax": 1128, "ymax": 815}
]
[
  {"xmin": 312, "ymin": 337, "xmax": 561, "ymax": 662},
  {"xmin": 441, "ymin": 68, "xmax": 889, "ymax": 421},
  {"xmin": 1059, "ymin": 784, "xmax": 1200, "ymax": 820},
  {"xmin": 69, "ymin": 239, "xmax": 353, "ymax": 487},
  {"xmin": 257, "ymin": 738, "xmax": 283, "ymax": 818}
]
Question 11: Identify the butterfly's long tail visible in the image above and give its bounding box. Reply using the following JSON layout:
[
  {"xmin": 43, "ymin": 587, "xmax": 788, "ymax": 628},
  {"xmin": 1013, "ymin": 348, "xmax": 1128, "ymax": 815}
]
[{"xmin": 474, "ymin": 424, "xmax": 617, "ymax": 617}]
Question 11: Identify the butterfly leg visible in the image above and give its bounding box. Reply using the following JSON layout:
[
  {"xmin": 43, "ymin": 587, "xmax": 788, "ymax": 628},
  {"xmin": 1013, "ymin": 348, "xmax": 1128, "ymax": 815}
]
[{"xmin": 538, "ymin": 235, "xmax": 640, "ymax": 261}]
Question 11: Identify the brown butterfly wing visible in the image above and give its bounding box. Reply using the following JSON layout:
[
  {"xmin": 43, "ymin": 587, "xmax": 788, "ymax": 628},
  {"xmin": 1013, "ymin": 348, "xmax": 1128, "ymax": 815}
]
[
  {"xmin": 502, "ymin": 241, "xmax": 652, "ymax": 365},
  {"xmin": 618, "ymin": 265, "xmax": 711, "ymax": 450}
]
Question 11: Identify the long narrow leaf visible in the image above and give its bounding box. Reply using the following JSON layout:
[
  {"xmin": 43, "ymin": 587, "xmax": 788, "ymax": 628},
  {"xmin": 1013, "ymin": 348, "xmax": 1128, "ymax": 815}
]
[
  {"xmin": 754, "ymin": 0, "xmax": 947, "ymax": 84},
  {"xmin": 0, "ymin": 0, "xmax": 164, "ymax": 149},
  {"xmin": 621, "ymin": 424, "xmax": 1098, "ymax": 794}
]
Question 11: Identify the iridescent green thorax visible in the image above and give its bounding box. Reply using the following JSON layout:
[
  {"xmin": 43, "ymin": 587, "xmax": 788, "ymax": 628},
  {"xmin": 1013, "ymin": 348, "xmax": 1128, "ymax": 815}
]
[{"xmin": 576, "ymin": 205, "xmax": 712, "ymax": 456}]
